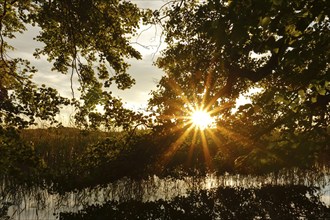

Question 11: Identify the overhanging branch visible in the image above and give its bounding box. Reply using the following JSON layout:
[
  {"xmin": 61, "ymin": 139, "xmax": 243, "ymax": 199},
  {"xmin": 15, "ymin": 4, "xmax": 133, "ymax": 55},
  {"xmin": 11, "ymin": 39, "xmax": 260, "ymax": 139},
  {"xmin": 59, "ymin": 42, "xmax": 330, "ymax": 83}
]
[{"xmin": 226, "ymin": 52, "xmax": 280, "ymax": 83}]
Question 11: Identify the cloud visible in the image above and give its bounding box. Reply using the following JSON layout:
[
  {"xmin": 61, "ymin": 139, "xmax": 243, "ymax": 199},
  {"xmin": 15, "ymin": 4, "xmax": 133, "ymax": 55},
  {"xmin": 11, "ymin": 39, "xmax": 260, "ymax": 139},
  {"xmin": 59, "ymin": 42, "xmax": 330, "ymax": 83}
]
[
  {"xmin": 132, "ymin": 0, "xmax": 167, "ymax": 10},
  {"xmin": 7, "ymin": 3, "xmax": 167, "ymax": 126},
  {"xmin": 111, "ymin": 55, "xmax": 163, "ymax": 108}
]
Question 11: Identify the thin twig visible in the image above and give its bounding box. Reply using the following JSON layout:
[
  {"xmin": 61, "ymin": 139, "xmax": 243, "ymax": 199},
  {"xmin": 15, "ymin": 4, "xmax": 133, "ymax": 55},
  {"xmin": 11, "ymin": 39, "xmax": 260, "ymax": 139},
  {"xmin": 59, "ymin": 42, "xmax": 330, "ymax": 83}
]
[{"xmin": 71, "ymin": 59, "xmax": 75, "ymax": 98}]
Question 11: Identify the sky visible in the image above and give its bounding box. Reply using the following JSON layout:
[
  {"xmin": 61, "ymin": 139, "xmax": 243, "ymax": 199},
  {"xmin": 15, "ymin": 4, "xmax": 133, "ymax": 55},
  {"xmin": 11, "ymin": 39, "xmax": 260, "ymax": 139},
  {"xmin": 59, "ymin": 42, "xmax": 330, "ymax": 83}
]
[{"xmin": 9, "ymin": 1, "xmax": 168, "ymax": 125}]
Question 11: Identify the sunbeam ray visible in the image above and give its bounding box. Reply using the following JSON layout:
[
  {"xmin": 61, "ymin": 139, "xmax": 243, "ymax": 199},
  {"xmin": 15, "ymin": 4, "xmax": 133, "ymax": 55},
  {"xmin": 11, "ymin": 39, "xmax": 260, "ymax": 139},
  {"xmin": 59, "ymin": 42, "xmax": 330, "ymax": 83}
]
[{"xmin": 200, "ymin": 130, "xmax": 213, "ymax": 170}]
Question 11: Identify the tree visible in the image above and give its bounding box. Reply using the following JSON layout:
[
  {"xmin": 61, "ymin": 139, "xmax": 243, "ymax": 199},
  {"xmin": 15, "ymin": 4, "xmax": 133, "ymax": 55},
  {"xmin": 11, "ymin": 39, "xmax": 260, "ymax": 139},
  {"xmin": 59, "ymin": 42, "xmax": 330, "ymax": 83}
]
[
  {"xmin": 149, "ymin": 0, "xmax": 329, "ymax": 172},
  {"xmin": 0, "ymin": 0, "xmax": 151, "ymax": 130}
]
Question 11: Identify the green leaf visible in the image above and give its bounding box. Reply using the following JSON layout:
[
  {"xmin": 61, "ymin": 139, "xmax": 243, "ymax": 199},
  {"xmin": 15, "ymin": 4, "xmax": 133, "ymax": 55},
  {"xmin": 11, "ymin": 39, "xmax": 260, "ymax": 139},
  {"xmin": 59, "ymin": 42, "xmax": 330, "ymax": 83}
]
[
  {"xmin": 260, "ymin": 17, "xmax": 271, "ymax": 27},
  {"xmin": 318, "ymin": 88, "xmax": 326, "ymax": 96},
  {"xmin": 272, "ymin": 0, "xmax": 283, "ymax": 6},
  {"xmin": 311, "ymin": 97, "xmax": 317, "ymax": 103}
]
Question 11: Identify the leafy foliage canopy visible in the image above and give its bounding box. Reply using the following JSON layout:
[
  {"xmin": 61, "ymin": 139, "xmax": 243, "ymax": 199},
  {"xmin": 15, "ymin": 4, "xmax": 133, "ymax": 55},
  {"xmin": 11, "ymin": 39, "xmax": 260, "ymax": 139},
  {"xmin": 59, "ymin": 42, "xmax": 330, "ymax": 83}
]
[
  {"xmin": 149, "ymin": 0, "xmax": 329, "ymax": 171},
  {"xmin": 0, "ymin": 0, "xmax": 151, "ymax": 130}
]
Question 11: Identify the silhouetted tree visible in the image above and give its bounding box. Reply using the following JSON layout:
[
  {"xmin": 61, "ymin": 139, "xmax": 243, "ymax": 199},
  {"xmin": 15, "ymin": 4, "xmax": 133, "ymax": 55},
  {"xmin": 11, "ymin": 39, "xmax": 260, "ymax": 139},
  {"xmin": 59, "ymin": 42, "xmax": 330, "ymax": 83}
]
[
  {"xmin": 149, "ymin": 0, "xmax": 329, "ymax": 171},
  {"xmin": 0, "ymin": 0, "xmax": 151, "ymax": 130}
]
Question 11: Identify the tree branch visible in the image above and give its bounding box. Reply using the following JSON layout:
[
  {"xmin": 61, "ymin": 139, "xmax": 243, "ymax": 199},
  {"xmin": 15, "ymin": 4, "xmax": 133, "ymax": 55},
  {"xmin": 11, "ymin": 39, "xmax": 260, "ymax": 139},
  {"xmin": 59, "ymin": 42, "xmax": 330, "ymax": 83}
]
[
  {"xmin": 205, "ymin": 73, "xmax": 237, "ymax": 110},
  {"xmin": 206, "ymin": 38, "xmax": 286, "ymax": 108},
  {"xmin": 226, "ymin": 52, "xmax": 280, "ymax": 83},
  {"xmin": 226, "ymin": 37, "xmax": 286, "ymax": 83}
]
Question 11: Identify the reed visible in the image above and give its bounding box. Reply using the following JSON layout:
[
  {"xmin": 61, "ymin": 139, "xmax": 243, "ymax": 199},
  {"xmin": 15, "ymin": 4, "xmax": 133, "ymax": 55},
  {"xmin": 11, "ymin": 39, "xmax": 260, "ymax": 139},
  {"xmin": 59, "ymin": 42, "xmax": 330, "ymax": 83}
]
[{"xmin": 20, "ymin": 127, "xmax": 111, "ymax": 168}]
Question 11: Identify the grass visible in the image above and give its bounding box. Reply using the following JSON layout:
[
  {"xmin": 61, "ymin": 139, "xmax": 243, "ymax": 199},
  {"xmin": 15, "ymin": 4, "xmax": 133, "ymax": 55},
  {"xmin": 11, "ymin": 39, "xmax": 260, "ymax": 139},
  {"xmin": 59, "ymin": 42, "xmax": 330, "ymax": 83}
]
[{"xmin": 20, "ymin": 127, "xmax": 112, "ymax": 168}]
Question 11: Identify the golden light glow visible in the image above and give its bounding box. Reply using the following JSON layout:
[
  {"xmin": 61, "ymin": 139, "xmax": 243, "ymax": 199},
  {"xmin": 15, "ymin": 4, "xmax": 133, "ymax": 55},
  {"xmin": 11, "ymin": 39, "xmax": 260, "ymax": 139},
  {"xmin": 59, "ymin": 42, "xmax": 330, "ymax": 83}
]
[
  {"xmin": 156, "ymin": 71, "xmax": 229, "ymax": 171},
  {"xmin": 190, "ymin": 109, "xmax": 214, "ymax": 130},
  {"xmin": 155, "ymin": 68, "xmax": 263, "ymax": 173}
]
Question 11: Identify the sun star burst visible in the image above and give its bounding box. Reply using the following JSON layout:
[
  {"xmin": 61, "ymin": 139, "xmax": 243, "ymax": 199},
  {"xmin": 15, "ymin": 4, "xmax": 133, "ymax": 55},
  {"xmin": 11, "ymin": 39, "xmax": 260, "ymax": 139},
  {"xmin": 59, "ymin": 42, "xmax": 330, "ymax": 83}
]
[{"xmin": 190, "ymin": 109, "xmax": 214, "ymax": 130}]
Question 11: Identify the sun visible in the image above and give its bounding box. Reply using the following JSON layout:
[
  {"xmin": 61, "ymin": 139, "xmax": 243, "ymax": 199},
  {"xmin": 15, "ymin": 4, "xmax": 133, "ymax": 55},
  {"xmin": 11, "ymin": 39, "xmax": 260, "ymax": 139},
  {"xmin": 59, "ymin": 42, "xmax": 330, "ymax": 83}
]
[{"xmin": 190, "ymin": 109, "xmax": 215, "ymax": 130}]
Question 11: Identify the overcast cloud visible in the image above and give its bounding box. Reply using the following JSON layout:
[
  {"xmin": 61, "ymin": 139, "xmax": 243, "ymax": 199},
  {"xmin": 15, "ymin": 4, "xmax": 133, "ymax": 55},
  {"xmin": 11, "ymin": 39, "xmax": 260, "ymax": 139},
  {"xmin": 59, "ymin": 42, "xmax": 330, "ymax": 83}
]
[{"xmin": 8, "ymin": 1, "xmax": 167, "ymax": 125}]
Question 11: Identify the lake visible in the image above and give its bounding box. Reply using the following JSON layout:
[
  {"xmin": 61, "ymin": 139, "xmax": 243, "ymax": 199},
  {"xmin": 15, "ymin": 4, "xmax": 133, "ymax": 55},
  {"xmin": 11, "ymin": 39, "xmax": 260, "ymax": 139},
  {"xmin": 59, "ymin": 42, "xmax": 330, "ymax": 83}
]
[{"xmin": 1, "ymin": 169, "xmax": 330, "ymax": 219}]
